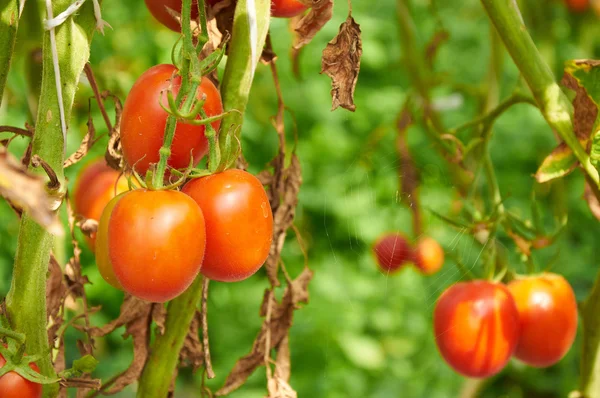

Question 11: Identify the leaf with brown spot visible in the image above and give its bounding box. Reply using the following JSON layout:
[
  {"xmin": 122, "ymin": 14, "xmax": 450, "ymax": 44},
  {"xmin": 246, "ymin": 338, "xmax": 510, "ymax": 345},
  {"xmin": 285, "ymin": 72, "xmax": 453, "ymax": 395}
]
[
  {"xmin": 321, "ymin": 16, "xmax": 362, "ymax": 111},
  {"xmin": 535, "ymin": 142, "xmax": 581, "ymax": 183},
  {"xmin": 293, "ymin": 0, "xmax": 333, "ymax": 50},
  {"xmin": 561, "ymin": 72, "xmax": 598, "ymax": 141},
  {"xmin": 216, "ymin": 268, "xmax": 313, "ymax": 396}
]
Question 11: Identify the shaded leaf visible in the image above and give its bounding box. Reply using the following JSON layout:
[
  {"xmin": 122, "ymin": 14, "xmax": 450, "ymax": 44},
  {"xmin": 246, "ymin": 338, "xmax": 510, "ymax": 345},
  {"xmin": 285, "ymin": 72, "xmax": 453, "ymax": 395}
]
[{"xmin": 293, "ymin": 0, "xmax": 333, "ymax": 50}]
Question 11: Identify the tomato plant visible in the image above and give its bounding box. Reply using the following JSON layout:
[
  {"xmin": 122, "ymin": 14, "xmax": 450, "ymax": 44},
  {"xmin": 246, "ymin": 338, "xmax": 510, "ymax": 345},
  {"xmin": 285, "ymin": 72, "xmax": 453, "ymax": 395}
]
[
  {"xmin": 144, "ymin": 0, "xmax": 200, "ymax": 32},
  {"xmin": 0, "ymin": 353, "xmax": 42, "ymax": 398},
  {"xmin": 120, "ymin": 64, "xmax": 223, "ymax": 176},
  {"xmin": 413, "ymin": 237, "xmax": 444, "ymax": 275},
  {"xmin": 271, "ymin": 0, "xmax": 307, "ymax": 18},
  {"xmin": 72, "ymin": 159, "xmax": 128, "ymax": 251},
  {"xmin": 107, "ymin": 190, "xmax": 206, "ymax": 302},
  {"xmin": 371, "ymin": 233, "xmax": 411, "ymax": 273},
  {"xmin": 182, "ymin": 169, "xmax": 273, "ymax": 282},
  {"xmin": 507, "ymin": 273, "xmax": 578, "ymax": 367},
  {"xmin": 434, "ymin": 281, "xmax": 520, "ymax": 378}
]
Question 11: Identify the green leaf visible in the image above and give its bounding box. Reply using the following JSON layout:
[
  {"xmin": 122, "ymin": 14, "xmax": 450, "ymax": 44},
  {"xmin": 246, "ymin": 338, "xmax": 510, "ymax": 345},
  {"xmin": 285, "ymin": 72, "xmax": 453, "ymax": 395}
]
[
  {"xmin": 72, "ymin": 355, "xmax": 98, "ymax": 374},
  {"xmin": 535, "ymin": 143, "xmax": 578, "ymax": 183}
]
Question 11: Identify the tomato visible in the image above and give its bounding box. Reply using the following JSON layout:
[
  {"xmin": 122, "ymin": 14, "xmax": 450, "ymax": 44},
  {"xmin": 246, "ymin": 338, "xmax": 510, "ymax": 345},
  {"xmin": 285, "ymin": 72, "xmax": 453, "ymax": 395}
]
[
  {"xmin": 271, "ymin": 0, "xmax": 307, "ymax": 17},
  {"xmin": 507, "ymin": 273, "xmax": 578, "ymax": 367},
  {"xmin": 120, "ymin": 64, "xmax": 223, "ymax": 176},
  {"xmin": 145, "ymin": 0, "xmax": 200, "ymax": 32},
  {"xmin": 95, "ymin": 193, "xmax": 128, "ymax": 289},
  {"xmin": 413, "ymin": 237, "xmax": 444, "ymax": 275},
  {"xmin": 0, "ymin": 353, "xmax": 42, "ymax": 398},
  {"xmin": 182, "ymin": 169, "xmax": 273, "ymax": 282},
  {"xmin": 72, "ymin": 159, "xmax": 128, "ymax": 251},
  {"xmin": 107, "ymin": 190, "xmax": 206, "ymax": 302},
  {"xmin": 371, "ymin": 233, "xmax": 411, "ymax": 273},
  {"xmin": 434, "ymin": 281, "xmax": 520, "ymax": 378},
  {"xmin": 565, "ymin": 0, "xmax": 588, "ymax": 12}
]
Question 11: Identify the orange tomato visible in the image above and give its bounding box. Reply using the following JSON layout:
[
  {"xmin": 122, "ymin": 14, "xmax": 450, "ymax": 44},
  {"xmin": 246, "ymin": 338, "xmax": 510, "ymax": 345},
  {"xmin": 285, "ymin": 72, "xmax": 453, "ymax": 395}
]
[{"xmin": 413, "ymin": 237, "xmax": 444, "ymax": 275}]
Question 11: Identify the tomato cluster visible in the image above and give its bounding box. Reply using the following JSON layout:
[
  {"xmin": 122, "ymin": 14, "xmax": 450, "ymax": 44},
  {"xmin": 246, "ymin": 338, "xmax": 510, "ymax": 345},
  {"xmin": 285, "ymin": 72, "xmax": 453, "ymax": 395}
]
[
  {"xmin": 372, "ymin": 233, "xmax": 444, "ymax": 276},
  {"xmin": 433, "ymin": 273, "xmax": 578, "ymax": 378}
]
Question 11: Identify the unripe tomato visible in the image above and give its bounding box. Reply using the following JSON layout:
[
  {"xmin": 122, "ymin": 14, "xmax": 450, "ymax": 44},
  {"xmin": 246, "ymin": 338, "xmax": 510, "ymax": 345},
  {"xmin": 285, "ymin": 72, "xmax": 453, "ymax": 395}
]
[
  {"xmin": 507, "ymin": 273, "xmax": 578, "ymax": 367},
  {"xmin": 434, "ymin": 281, "xmax": 520, "ymax": 378},
  {"xmin": 95, "ymin": 193, "xmax": 127, "ymax": 289},
  {"xmin": 372, "ymin": 233, "xmax": 411, "ymax": 273},
  {"xmin": 72, "ymin": 159, "xmax": 128, "ymax": 251},
  {"xmin": 145, "ymin": 0, "xmax": 200, "ymax": 32},
  {"xmin": 182, "ymin": 169, "xmax": 273, "ymax": 282},
  {"xmin": 413, "ymin": 237, "xmax": 444, "ymax": 275},
  {"xmin": 565, "ymin": 0, "xmax": 588, "ymax": 12},
  {"xmin": 120, "ymin": 64, "xmax": 223, "ymax": 176},
  {"xmin": 271, "ymin": 0, "xmax": 307, "ymax": 17},
  {"xmin": 0, "ymin": 353, "xmax": 42, "ymax": 398},
  {"xmin": 107, "ymin": 190, "xmax": 206, "ymax": 302}
]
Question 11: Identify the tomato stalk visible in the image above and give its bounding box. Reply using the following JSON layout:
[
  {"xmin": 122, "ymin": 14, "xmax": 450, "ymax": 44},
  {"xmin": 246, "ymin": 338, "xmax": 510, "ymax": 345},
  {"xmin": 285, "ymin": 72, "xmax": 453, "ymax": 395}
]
[
  {"xmin": 0, "ymin": 0, "xmax": 21, "ymax": 104},
  {"xmin": 580, "ymin": 270, "xmax": 600, "ymax": 397},
  {"xmin": 5, "ymin": 2, "xmax": 101, "ymax": 397}
]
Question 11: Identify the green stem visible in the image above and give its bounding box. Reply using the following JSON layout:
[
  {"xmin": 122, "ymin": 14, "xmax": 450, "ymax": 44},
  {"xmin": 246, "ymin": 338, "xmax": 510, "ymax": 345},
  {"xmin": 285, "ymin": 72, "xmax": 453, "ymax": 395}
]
[
  {"xmin": 0, "ymin": 0, "xmax": 21, "ymax": 104},
  {"xmin": 580, "ymin": 268, "xmax": 600, "ymax": 397},
  {"xmin": 479, "ymin": 0, "xmax": 600, "ymax": 188}
]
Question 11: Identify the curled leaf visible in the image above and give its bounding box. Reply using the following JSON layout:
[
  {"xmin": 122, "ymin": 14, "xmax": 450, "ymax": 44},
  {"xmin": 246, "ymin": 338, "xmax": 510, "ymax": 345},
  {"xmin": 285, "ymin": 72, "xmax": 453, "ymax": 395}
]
[{"xmin": 293, "ymin": 0, "xmax": 333, "ymax": 50}]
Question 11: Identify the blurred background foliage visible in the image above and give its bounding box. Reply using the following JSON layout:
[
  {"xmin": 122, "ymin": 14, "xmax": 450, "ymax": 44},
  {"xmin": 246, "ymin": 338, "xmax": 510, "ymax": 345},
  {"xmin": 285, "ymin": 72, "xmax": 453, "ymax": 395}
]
[{"xmin": 1, "ymin": 0, "xmax": 599, "ymax": 396}]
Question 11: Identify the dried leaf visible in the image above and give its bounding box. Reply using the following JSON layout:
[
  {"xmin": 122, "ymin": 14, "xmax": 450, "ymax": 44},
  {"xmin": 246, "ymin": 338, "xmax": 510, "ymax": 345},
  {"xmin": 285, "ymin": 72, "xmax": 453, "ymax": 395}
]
[
  {"xmin": 216, "ymin": 268, "xmax": 313, "ymax": 396},
  {"xmin": 268, "ymin": 335, "xmax": 296, "ymax": 398},
  {"xmin": 104, "ymin": 93, "xmax": 124, "ymax": 170},
  {"xmin": 585, "ymin": 181, "xmax": 600, "ymax": 221},
  {"xmin": 321, "ymin": 16, "xmax": 362, "ymax": 111},
  {"xmin": 64, "ymin": 102, "xmax": 97, "ymax": 168},
  {"xmin": 152, "ymin": 302, "xmax": 167, "ymax": 335},
  {"xmin": 179, "ymin": 311, "xmax": 204, "ymax": 372},
  {"xmin": 561, "ymin": 72, "xmax": 598, "ymax": 141},
  {"xmin": 0, "ymin": 147, "xmax": 62, "ymax": 234},
  {"xmin": 293, "ymin": 0, "xmax": 333, "ymax": 50}
]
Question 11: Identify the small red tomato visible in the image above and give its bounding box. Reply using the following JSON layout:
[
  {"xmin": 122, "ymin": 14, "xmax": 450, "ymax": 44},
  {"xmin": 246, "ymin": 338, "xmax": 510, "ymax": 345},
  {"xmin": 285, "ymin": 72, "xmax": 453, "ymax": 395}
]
[
  {"xmin": 565, "ymin": 0, "xmax": 588, "ymax": 12},
  {"xmin": 144, "ymin": 0, "xmax": 200, "ymax": 32},
  {"xmin": 72, "ymin": 159, "xmax": 128, "ymax": 251},
  {"xmin": 372, "ymin": 233, "xmax": 411, "ymax": 273},
  {"xmin": 120, "ymin": 64, "xmax": 223, "ymax": 176},
  {"xmin": 271, "ymin": 0, "xmax": 307, "ymax": 17},
  {"xmin": 95, "ymin": 193, "xmax": 128, "ymax": 289},
  {"xmin": 182, "ymin": 169, "xmax": 273, "ymax": 282},
  {"xmin": 413, "ymin": 237, "xmax": 445, "ymax": 275},
  {"xmin": 434, "ymin": 281, "xmax": 520, "ymax": 378},
  {"xmin": 0, "ymin": 353, "xmax": 42, "ymax": 398},
  {"xmin": 108, "ymin": 190, "xmax": 206, "ymax": 302},
  {"xmin": 507, "ymin": 273, "xmax": 578, "ymax": 367}
]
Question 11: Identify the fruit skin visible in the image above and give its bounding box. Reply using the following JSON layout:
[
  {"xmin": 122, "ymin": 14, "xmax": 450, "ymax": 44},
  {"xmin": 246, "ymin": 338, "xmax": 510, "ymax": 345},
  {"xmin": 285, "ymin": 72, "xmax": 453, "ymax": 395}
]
[
  {"xmin": 72, "ymin": 159, "xmax": 128, "ymax": 251},
  {"xmin": 271, "ymin": 0, "xmax": 307, "ymax": 17},
  {"xmin": 0, "ymin": 353, "xmax": 42, "ymax": 398},
  {"xmin": 120, "ymin": 64, "xmax": 223, "ymax": 176},
  {"xmin": 565, "ymin": 0, "xmax": 588, "ymax": 12},
  {"xmin": 413, "ymin": 237, "xmax": 444, "ymax": 275},
  {"xmin": 434, "ymin": 281, "xmax": 520, "ymax": 378},
  {"xmin": 182, "ymin": 169, "xmax": 273, "ymax": 282},
  {"xmin": 144, "ymin": 0, "xmax": 200, "ymax": 32},
  {"xmin": 372, "ymin": 233, "xmax": 411, "ymax": 273},
  {"xmin": 95, "ymin": 193, "xmax": 127, "ymax": 289},
  {"xmin": 108, "ymin": 190, "xmax": 206, "ymax": 302},
  {"xmin": 507, "ymin": 273, "xmax": 578, "ymax": 367}
]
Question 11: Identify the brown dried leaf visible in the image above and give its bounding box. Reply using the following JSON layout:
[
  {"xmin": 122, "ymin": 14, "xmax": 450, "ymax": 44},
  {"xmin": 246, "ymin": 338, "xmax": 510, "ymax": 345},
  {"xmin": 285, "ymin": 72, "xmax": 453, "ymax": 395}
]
[
  {"xmin": 104, "ymin": 93, "xmax": 124, "ymax": 170},
  {"xmin": 321, "ymin": 16, "xmax": 362, "ymax": 112},
  {"xmin": 0, "ymin": 147, "xmax": 62, "ymax": 234},
  {"xmin": 179, "ymin": 310, "xmax": 204, "ymax": 372},
  {"xmin": 216, "ymin": 268, "xmax": 313, "ymax": 396},
  {"xmin": 152, "ymin": 302, "xmax": 167, "ymax": 335},
  {"xmin": 76, "ymin": 217, "xmax": 98, "ymax": 238},
  {"xmin": 585, "ymin": 181, "xmax": 600, "ymax": 221},
  {"xmin": 561, "ymin": 72, "xmax": 598, "ymax": 142},
  {"xmin": 208, "ymin": 0, "xmax": 236, "ymax": 53},
  {"xmin": 64, "ymin": 104, "xmax": 96, "ymax": 168},
  {"xmin": 293, "ymin": 0, "xmax": 333, "ymax": 50},
  {"xmin": 261, "ymin": 34, "xmax": 278, "ymax": 65}
]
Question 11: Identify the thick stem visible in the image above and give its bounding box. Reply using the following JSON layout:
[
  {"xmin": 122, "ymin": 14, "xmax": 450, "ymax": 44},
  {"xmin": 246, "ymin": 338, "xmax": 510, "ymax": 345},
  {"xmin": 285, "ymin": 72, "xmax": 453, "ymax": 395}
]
[
  {"xmin": 479, "ymin": 0, "xmax": 600, "ymax": 187},
  {"xmin": 580, "ymin": 269, "xmax": 600, "ymax": 397},
  {"xmin": 5, "ymin": 2, "xmax": 100, "ymax": 397},
  {"xmin": 0, "ymin": 0, "xmax": 21, "ymax": 104}
]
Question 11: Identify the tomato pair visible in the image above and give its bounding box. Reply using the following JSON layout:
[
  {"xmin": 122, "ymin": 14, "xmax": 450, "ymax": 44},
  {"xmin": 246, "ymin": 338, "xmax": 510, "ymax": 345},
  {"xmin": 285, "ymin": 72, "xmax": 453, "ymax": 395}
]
[
  {"xmin": 372, "ymin": 233, "xmax": 444, "ymax": 275},
  {"xmin": 0, "ymin": 352, "xmax": 42, "ymax": 398},
  {"xmin": 434, "ymin": 274, "xmax": 577, "ymax": 378}
]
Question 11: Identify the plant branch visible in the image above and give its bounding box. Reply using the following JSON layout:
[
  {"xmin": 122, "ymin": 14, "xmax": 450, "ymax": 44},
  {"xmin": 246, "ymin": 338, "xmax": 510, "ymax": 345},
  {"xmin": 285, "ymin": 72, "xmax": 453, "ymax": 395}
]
[{"xmin": 0, "ymin": 0, "xmax": 21, "ymax": 105}]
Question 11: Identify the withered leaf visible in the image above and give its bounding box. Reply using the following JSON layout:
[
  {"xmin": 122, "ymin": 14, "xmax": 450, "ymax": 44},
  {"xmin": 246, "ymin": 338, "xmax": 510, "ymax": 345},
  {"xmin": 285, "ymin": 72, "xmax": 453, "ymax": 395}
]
[
  {"xmin": 585, "ymin": 181, "xmax": 600, "ymax": 221},
  {"xmin": 64, "ymin": 103, "xmax": 96, "ymax": 168},
  {"xmin": 321, "ymin": 16, "xmax": 362, "ymax": 111},
  {"xmin": 216, "ymin": 268, "xmax": 313, "ymax": 396},
  {"xmin": 0, "ymin": 147, "xmax": 62, "ymax": 235},
  {"xmin": 561, "ymin": 72, "xmax": 598, "ymax": 142},
  {"xmin": 267, "ymin": 335, "xmax": 297, "ymax": 398},
  {"xmin": 104, "ymin": 93, "xmax": 124, "ymax": 170},
  {"xmin": 179, "ymin": 310, "xmax": 204, "ymax": 372},
  {"xmin": 293, "ymin": 0, "xmax": 333, "ymax": 50}
]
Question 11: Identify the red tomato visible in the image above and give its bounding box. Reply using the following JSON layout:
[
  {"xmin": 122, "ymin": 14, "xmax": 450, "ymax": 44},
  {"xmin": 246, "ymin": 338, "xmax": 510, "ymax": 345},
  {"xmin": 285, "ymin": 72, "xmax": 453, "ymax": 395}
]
[
  {"xmin": 72, "ymin": 159, "xmax": 128, "ymax": 251},
  {"xmin": 565, "ymin": 0, "xmax": 588, "ymax": 12},
  {"xmin": 271, "ymin": 0, "xmax": 307, "ymax": 17},
  {"xmin": 108, "ymin": 190, "xmax": 206, "ymax": 302},
  {"xmin": 95, "ymin": 193, "xmax": 127, "ymax": 289},
  {"xmin": 507, "ymin": 273, "xmax": 578, "ymax": 367},
  {"xmin": 413, "ymin": 237, "xmax": 444, "ymax": 275},
  {"xmin": 120, "ymin": 64, "xmax": 223, "ymax": 176},
  {"xmin": 182, "ymin": 169, "xmax": 273, "ymax": 282},
  {"xmin": 0, "ymin": 353, "xmax": 42, "ymax": 398},
  {"xmin": 371, "ymin": 233, "xmax": 411, "ymax": 273},
  {"xmin": 434, "ymin": 281, "xmax": 520, "ymax": 378},
  {"xmin": 145, "ymin": 0, "xmax": 200, "ymax": 32}
]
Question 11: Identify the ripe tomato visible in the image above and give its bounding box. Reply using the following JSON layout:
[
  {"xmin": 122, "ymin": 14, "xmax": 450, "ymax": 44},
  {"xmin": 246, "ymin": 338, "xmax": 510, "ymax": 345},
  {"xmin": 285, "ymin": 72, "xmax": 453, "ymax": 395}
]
[
  {"xmin": 120, "ymin": 64, "xmax": 223, "ymax": 176},
  {"xmin": 0, "ymin": 353, "xmax": 42, "ymax": 398},
  {"xmin": 107, "ymin": 190, "xmax": 206, "ymax": 302},
  {"xmin": 565, "ymin": 0, "xmax": 588, "ymax": 12},
  {"xmin": 271, "ymin": 0, "xmax": 307, "ymax": 17},
  {"xmin": 182, "ymin": 169, "xmax": 273, "ymax": 282},
  {"xmin": 413, "ymin": 237, "xmax": 444, "ymax": 275},
  {"xmin": 95, "ymin": 193, "xmax": 127, "ymax": 289},
  {"xmin": 371, "ymin": 233, "xmax": 411, "ymax": 273},
  {"xmin": 507, "ymin": 273, "xmax": 578, "ymax": 367},
  {"xmin": 145, "ymin": 0, "xmax": 200, "ymax": 32},
  {"xmin": 72, "ymin": 159, "xmax": 128, "ymax": 251},
  {"xmin": 434, "ymin": 281, "xmax": 520, "ymax": 378}
]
